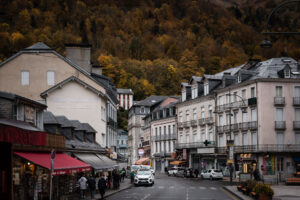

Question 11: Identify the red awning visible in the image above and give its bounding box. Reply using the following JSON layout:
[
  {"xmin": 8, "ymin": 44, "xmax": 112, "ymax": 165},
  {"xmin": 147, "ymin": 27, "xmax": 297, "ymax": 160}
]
[{"xmin": 14, "ymin": 152, "xmax": 91, "ymax": 175}]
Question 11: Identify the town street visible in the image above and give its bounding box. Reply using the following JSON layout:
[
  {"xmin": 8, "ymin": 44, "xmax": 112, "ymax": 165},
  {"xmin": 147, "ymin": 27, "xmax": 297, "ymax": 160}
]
[{"xmin": 107, "ymin": 173, "xmax": 237, "ymax": 200}]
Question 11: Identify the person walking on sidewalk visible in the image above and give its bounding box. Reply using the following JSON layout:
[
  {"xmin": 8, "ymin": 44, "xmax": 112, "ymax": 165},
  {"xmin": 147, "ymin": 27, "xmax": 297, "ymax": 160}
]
[
  {"xmin": 78, "ymin": 174, "xmax": 88, "ymax": 199},
  {"xmin": 98, "ymin": 174, "xmax": 106, "ymax": 200},
  {"xmin": 88, "ymin": 175, "xmax": 96, "ymax": 199}
]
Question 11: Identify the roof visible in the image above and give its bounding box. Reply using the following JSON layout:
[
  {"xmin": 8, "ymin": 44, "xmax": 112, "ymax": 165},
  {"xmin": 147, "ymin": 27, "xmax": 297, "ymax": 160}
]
[
  {"xmin": 43, "ymin": 111, "xmax": 59, "ymax": 124},
  {"xmin": 181, "ymin": 82, "xmax": 190, "ymax": 87},
  {"xmin": 0, "ymin": 118, "xmax": 42, "ymax": 131},
  {"xmin": 203, "ymin": 74, "xmax": 223, "ymax": 80},
  {"xmin": 133, "ymin": 96, "xmax": 168, "ymax": 107},
  {"xmin": 40, "ymin": 76, "xmax": 105, "ymax": 98},
  {"xmin": 69, "ymin": 120, "xmax": 86, "ymax": 131},
  {"xmin": 189, "ymin": 76, "xmax": 202, "ymax": 84},
  {"xmin": 24, "ymin": 42, "xmax": 52, "ymax": 50},
  {"xmin": 0, "ymin": 91, "xmax": 47, "ymax": 109},
  {"xmin": 54, "ymin": 116, "xmax": 74, "ymax": 128},
  {"xmin": 117, "ymin": 88, "xmax": 134, "ymax": 95},
  {"xmin": 215, "ymin": 64, "xmax": 244, "ymax": 76},
  {"xmin": 81, "ymin": 123, "xmax": 97, "ymax": 133}
]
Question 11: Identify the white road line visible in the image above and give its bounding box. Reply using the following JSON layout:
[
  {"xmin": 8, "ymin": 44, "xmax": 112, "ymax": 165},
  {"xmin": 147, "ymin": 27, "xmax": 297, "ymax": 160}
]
[
  {"xmin": 141, "ymin": 194, "xmax": 151, "ymax": 200},
  {"xmin": 186, "ymin": 188, "xmax": 189, "ymax": 200},
  {"xmin": 199, "ymin": 186, "xmax": 206, "ymax": 189},
  {"xmin": 158, "ymin": 186, "xmax": 164, "ymax": 189},
  {"xmin": 210, "ymin": 187, "xmax": 217, "ymax": 190},
  {"xmin": 189, "ymin": 186, "xmax": 196, "ymax": 189}
]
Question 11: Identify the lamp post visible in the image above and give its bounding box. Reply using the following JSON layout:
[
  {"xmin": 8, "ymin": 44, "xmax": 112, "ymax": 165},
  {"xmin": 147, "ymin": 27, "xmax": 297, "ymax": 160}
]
[{"xmin": 260, "ymin": 0, "xmax": 300, "ymax": 48}]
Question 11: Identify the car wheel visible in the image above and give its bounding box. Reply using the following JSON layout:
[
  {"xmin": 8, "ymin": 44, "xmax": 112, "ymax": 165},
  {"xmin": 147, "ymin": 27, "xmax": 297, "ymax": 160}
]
[{"xmin": 210, "ymin": 176, "xmax": 213, "ymax": 181}]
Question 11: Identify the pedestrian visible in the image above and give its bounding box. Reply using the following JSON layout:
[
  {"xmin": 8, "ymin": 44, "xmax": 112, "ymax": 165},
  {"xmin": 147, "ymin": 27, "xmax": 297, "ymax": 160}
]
[
  {"xmin": 88, "ymin": 175, "xmax": 96, "ymax": 199},
  {"xmin": 107, "ymin": 171, "xmax": 111, "ymax": 189},
  {"xmin": 122, "ymin": 168, "xmax": 126, "ymax": 181},
  {"xmin": 253, "ymin": 168, "xmax": 260, "ymax": 181},
  {"xmin": 194, "ymin": 169, "xmax": 199, "ymax": 178},
  {"xmin": 119, "ymin": 168, "xmax": 124, "ymax": 182},
  {"xmin": 78, "ymin": 174, "xmax": 88, "ymax": 199},
  {"xmin": 98, "ymin": 173, "xmax": 106, "ymax": 200},
  {"xmin": 130, "ymin": 170, "xmax": 135, "ymax": 183}
]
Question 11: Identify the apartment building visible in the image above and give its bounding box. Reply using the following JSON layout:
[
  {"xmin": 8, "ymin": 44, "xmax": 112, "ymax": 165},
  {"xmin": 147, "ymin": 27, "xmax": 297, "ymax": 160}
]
[
  {"xmin": 128, "ymin": 96, "xmax": 168, "ymax": 165},
  {"xmin": 180, "ymin": 57, "xmax": 300, "ymax": 181},
  {"xmin": 117, "ymin": 88, "xmax": 134, "ymax": 110},
  {"xmin": 151, "ymin": 97, "xmax": 179, "ymax": 172},
  {"xmin": 177, "ymin": 76, "xmax": 225, "ymax": 171}
]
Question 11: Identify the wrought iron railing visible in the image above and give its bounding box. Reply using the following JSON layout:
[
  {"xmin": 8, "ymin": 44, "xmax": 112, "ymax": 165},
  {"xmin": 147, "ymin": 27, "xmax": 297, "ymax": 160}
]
[
  {"xmin": 275, "ymin": 121, "xmax": 286, "ymax": 130},
  {"xmin": 176, "ymin": 141, "xmax": 216, "ymax": 149},
  {"xmin": 249, "ymin": 121, "xmax": 258, "ymax": 130},
  {"xmin": 293, "ymin": 121, "xmax": 300, "ymax": 130},
  {"xmin": 205, "ymin": 117, "xmax": 214, "ymax": 124},
  {"xmin": 198, "ymin": 118, "xmax": 206, "ymax": 126},
  {"xmin": 293, "ymin": 97, "xmax": 300, "ymax": 106},
  {"xmin": 191, "ymin": 120, "xmax": 198, "ymax": 127},
  {"xmin": 274, "ymin": 97, "xmax": 285, "ymax": 106}
]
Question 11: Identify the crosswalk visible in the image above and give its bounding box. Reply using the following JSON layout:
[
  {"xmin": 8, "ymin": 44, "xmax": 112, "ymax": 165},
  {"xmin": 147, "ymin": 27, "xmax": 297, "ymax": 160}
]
[{"xmin": 138, "ymin": 186, "xmax": 219, "ymax": 190}]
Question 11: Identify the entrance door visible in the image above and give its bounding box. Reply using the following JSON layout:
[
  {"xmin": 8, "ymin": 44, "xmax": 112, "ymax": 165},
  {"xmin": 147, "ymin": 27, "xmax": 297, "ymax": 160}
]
[{"xmin": 155, "ymin": 159, "xmax": 161, "ymax": 172}]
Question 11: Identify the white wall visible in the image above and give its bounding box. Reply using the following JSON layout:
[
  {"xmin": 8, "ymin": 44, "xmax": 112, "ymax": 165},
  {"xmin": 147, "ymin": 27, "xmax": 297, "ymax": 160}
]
[{"xmin": 45, "ymin": 82, "xmax": 107, "ymax": 146}]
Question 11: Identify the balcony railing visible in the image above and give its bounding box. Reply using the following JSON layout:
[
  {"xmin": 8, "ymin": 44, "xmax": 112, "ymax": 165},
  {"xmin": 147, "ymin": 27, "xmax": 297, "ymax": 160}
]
[
  {"xmin": 170, "ymin": 133, "xmax": 177, "ymax": 140},
  {"xmin": 224, "ymin": 125, "xmax": 231, "ymax": 132},
  {"xmin": 234, "ymin": 144, "xmax": 300, "ymax": 153},
  {"xmin": 275, "ymin": 121, "xmax": 286, "ymax": 130},
  {"xmin": 142, "ymin": 141, "xmax": 150, "ymax": 146},
  {"xmin": 224, "ymin": 103, "xmax": 231, "ymax": 111},
  {"xmin": 215, "ymin": 105, "xmax": 224, "ymax": 113},
  {"xmin": 274, "ymin": 97, "xmax": 285, "ymax": 106},
  {"xmin": 183, "ymin": 121, "xmax": 191, "ymax": 128},
  {"xmin": 293, "ymin": 97, "xmax": 300, "ymax": 106},
  {"xmin": 249, "ymin": 121, "xmax": 258, "ymax": 130},
  {"xmin": 217, "ymin": 125, "xmax": 224, "ymax": 133},
  {"xmin": 118, "ymin": 144, "xmax": 128, "ymax": 148},
  {"xmin": 231, "ymin": 123, "xmax": 239, "ymax": 131},
  {"xmin": 205, "ymin": 117, "xmax": 214, "ymax": 124},
  {"xmin": 294, "ymin": 121, "xmax": 300, "ymax": 130},
  {"xmin": 176, "ymin": 141, "xmax": 216, "ymax": 149},
  {"xmin": 178, "ymin": 122, "xmax": 183, "ymax": 128},
  {"xmin": 191, "ymin": 120, "xmax": 198, "ymax": 127},
  {"xmin": 239, "ymin": 122, "xmax": 248, "ymax": 131},
  {"xmin": 198, "ymin": 118, "xmax": 206, "ymax": 126}
]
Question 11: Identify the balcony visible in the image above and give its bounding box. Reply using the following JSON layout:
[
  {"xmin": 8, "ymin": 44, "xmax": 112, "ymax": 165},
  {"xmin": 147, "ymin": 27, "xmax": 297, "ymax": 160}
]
[
  {"xmin": 170, "ymin": 133, "xmax": 177, "ymax": 140},
  {"xmin": 231, "ymin": 123, "xmax": 239, "ymax": 131},
  {"xmin": 248, "ymin": 97, "xmax": 257, "ymax": 107},
  {"xmin": 178, "ymin": 122, "xmax": 183, "ymax": 129},
  {"xmin": 154, "ymin": 136, "xmax": 161, "ymax": 141},
  {"xmin": 183, "ymin": 121, "xmax": 191, "ymax": 128},
  {"xmin": 239, "ymin": 122, "xmax": 248, "ymax": 131},
  {"xmin": 249, "ymin": 121, "xmax": 258, "ymax": 130},
  {"xmin": 293, "ymin": 97, "xmax": 300, "ymax": 106},
  {"xmin": 224, "ymin": 125, "xmax": 231, "ymax": 132},
  {"xmin": 294, "ymin": 121, "xmax": 300, "ymax": 130},
  {"xmin": 275, "ymin": 121, "xmax": 286, "ymax": 130},
  {"xmin": 231, "ymin": 101, "xmax": 240, "ymax": 110},
  {"xmin": 205, "ymin": 117, "xmax": 214, "ymax": 124},
  {"xmin": 142, "ymin": 140, "xmax": 150, "ymax": 147},
  {"xmin": 217, "ymin": 125, "xmax": 224, "ymax": 133},
  {"xmin": 274, "ymin": 97, "xmax": 285, "ymax": 106},
  {"xmin": 198, "ymin": 118, "xmax": 206, "ymax": 126},
  {"xmin": 118, "ymin": 144, "xmax": 128, "ymax": 148},
  {"xmin": 191, "ymin": 120, "xmax": 198, "ymax": 127},
  {"xmin": 215, "ymin": 105, "xmax": 224, "ymax": 113},
  {"xmin": 234, "ymin": 144, "xmax": 300, "ymax": 153},
  {"xmin": 176, "ymin": 141, "xmax": 216, "ymax": 149},
  {"xmin": 224, "ymin": 103, "xmax": 231, "ymax": 111}
]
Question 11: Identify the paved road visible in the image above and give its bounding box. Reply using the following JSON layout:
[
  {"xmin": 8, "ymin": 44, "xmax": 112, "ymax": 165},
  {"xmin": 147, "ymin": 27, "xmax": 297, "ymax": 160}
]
[{"xmin": 106, "ymin": 173, "xmax": 237, "ymax": 200}]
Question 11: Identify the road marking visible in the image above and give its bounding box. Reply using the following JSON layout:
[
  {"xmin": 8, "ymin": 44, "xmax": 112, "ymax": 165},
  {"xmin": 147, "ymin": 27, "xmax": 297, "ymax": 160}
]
[
  {"xmin": 210, "ymin": 187, "xmax": 217, "ymax": 190},
  {"xmin": 158, "ymin": 186, "xmax": 164, "ymax": 189},
  {"xmin": 186, "ymin": 188, "xmax": 189, "ymax": 200},
  {"xmin": 189, "ymin": 186, "xmax": 196, "ymax": 189},
  {"xmin": 141, "ymin": 194, "xmax": 151, "ymax": 200},
  {"xmin": 169, "ymin": 186, "xmax": 174, "ymax": 189},
  {"xmin": 199, "ymin": 186, "xmax": 206, "ymax": 189}
]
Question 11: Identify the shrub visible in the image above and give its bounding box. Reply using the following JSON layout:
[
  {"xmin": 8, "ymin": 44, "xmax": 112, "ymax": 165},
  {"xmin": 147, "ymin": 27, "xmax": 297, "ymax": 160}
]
[{"xmin": 253, "ymin": 183, "xmax": 274, "ymax": 197}]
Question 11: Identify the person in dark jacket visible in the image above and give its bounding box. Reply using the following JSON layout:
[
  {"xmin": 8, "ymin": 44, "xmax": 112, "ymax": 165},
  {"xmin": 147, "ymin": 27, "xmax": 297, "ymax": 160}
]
[
  {"xmin": 194, "ymin": 169, "xmax": 199, "ymax": 178},
  {"xmin": 88, "ymin": 175, "xmax": 96, "ymax": 199},
  {"xmin": 98, "ymin": 174, "xmax": 106, "ymax": 200}
]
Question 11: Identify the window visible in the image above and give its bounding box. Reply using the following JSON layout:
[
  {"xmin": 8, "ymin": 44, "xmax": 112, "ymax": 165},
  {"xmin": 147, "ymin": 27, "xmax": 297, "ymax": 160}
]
[
  {"xmin": 180, "ymin": 134, "xmax": 183, "ymax": 143},
  {"xmin": 251, "ymin": 109, "xmax": 257, "ymax": 121},
  {"xmin": 186, "ymin": 133, "xmax": 190, "ymax": 143},
  {"xmin": 276, "ymin": 108, "xmax": 284, "ymax": 121},
  {"xmin": 155, "ymin": 142, "xmax": 158, "ymax": 152},
  {"xmin": 201, "ymin": 106, "xmax": 205, "ymax": 119},
  {"xmin": 233, "ymin": 112, "xmax": 238, "ymax": 124},
  {"xmin": 226, "ymin": 114, "xmax": 231, "ymax": 125},
  {"xmin": 164, "ymin": 126, "xmax": 166, "ymax": 137},
  {"xmin": 201, "ymin": 128, "xmax": 206, "ymax": 142},
  {"xmin": 238, "ymin": 75, "xmax": 241, "ymax": 83},
  {"xmin": 204, "ymin": 83, "xmax": 209, "ymax": 95},
  {"xmin": 186, "ymin": 110, "xmax": 190, "ymax": 122},
  {"xmin": 168, "ymin": 141, "xmax": 171, "ymax": 152},
  {"xmin": 182, "ymin": 90, "xmax": 186, "ymax": 101},
  {"xmin": 192, "ymin": 87, "xmax": 198, "ymax": 99},
  {"xmin": 193, "ymin": 133, "xmax": 197, "ymax": 142},
  {"xmin": 233, "ymin": 92, "xmax": 238, "ymax": 102},
  {"xmin": 218, "ymin": 96, "xmax": 222, "ymax": 105},
  {"xmin": 242, "ymin": 112, "xmax": 247, "ymax": 122},
  {"xmin": 208, "ymin": 105, "xmax": 213, "ymax": 118},
  {"xmin": 295, "ymin": 133, "xmax": 300, "ymax": 144},
  {"xmin": 173, "ymin": 124, "xmax": 176, "ymax": 135},
  {"xmin": 295, "ymin": 109, "xmax": 300, "ymax": 121},
  {"xmin": 164, "ymin": 141, "xmax": 166, "ymax": 152},
  {"xmin": 242, "ymin": 132, "xmax": 248, "ymax": 145},
  {"xmin": 275, "ymin": 86, "xmax": 283, "ymax": 97},
  {"xmin": 294, "ymin": 86, "xmax": 300, "ymax": 97},
  {"xmin": 193, "ymin": 108, "xmax": 197, "ymax": 120},
  {"xmin": 234, "ymin": 134, "xmax": 239, "ymax": 145},
  {"xmin": 219, "ymin": 134, "xmax": 224, "ymax": 147},
  {"xmin": 284, "ymin": 68, "xmax": 290, "ymax": 78},
  {"xmin": 141, "ymin": 107, "xmax": 145, "ymax": 114},
  {"xmin": 277, "ymin": 157, "xmax": 284, "ymax": 172},
  {"xmin": 218, "ymin": 115, "xmax": 223, "ymax": 126},
  {"xmin": 251, "ymin": 132, "xmax": 257, "ymax": 145},
  {"xmin": 250, "ymin": 87, "xmax": 256, "ymax": 98},
  {"xmin": 168, "ymin": 125, "xmax": 171, "ymax": 136},
  {"xmin": 226, "ymin": 94, "xmax": 230, "ymax": 104},
  {"xmin": 47, "ymin": 71, "xmax": 55, "ymax": 85},
  {"xmin": 173, "ymin": 141, "xmax": 176, "ymax": 151},
  {"xmin": 242, "ymin": 89, "xmax": 246, "ymax": 99},
  {"xmin": 179, "ymin": 112, "xmax": 183, "ymax": 123},
  {"xmin": 276, "ymin": 132, "xmax": 284, "ymax": 144},
  {"xmin": 21, "ymin": 71, "xmax": 29, "ymax": 85},
  {"xmin": 208, "ymin": 126, "xmax": 213, "ymax": 141},
  {"xmin": 155, "ymin": 127, "xmax": 158, "ymax": 137}
]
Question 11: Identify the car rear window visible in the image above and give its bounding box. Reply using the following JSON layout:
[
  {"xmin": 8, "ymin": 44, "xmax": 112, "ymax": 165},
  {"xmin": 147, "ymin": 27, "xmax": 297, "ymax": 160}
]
[{"xmin": 214, "ymin": 170, "xmax": 222, "ymax": 172}]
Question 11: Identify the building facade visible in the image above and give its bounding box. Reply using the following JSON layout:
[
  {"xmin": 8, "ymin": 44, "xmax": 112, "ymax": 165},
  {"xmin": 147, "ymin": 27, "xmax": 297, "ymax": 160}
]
[
  {"xmin": 117, "ymin": 88, "xmax": 134, "ymax": 110},
  {"xmin": 117, "ymin": 129, "xmax": 129, "ymax": 160}
]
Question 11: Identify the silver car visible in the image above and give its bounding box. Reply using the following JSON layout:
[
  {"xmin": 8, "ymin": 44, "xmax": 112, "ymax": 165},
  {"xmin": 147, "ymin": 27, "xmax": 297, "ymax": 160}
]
[
  {"xmin": 134, "ymin": 170, "xmax": 155, "ymax": 186},
  {"xmin": 201, "ymin": 169, "xmax": 223, "ymax": 180}
]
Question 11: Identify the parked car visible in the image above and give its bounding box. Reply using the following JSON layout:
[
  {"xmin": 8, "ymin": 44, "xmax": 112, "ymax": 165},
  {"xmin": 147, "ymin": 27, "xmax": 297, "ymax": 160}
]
[
  {"xmin": 134, "ymin": 170, "xmax": 155, "ymax": 186},
  {"xmin": 168, "ymin": 167, "xmax": 178, "ymax": 176},
  {"xmin": 140, "ymin": 165, "xmax": 155, "ymax": 175},
  {"xmin": 201, "ymin": 169, "xmax": 223, "ymax": 180}
]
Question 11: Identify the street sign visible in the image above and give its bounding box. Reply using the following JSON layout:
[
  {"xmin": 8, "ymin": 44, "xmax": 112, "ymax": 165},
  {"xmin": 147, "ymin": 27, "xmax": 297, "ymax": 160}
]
[{"xmin": 138, "ymin": 149, "xmax": 144, "ymax": 156}]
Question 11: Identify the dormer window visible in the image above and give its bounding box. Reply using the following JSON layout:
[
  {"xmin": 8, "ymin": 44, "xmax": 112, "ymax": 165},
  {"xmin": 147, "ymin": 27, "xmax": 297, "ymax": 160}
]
[
  {"xmin": 191, "ymin": 86, "xmax": 198, "ymax": 99},
  {"xmin": 141, "ymin": 106, "xmax": 145, "ymax": 114},
  {"xmin": 182, "ymin": 90, "xmax": 186, "ymax": 101},
  {"xmin": 284, "ymin": 68, "xmax": 290, "ymax": 78},
  {"xmin": 204, "ymin": 83, "xmax": 209, "ymax": 96}
]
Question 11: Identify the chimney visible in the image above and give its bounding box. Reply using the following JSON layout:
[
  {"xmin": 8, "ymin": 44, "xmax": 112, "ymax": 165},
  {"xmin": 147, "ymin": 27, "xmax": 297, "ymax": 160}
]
[{"xmin": 65, "ymin": 44, "xmax": 91, "ymax": 73}]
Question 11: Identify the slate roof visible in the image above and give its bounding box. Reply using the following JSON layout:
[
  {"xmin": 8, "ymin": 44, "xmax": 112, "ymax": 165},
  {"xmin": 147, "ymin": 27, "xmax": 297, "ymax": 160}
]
[
  {"xmin": 203, "ymin": 74, "xmax": 223, "ymax": 80},
  {"xmin": 43, "ymin": 111, "xmax": 59, "ymax": 124},
  {"xmin": 81, "ymin": 123, "xmax": 97, "ymax": 133},
  {"xmin": 117, "ymin": 88, "xmax": 134, "ymax": 95},
  {"xmin": 0, "ymin": 118, "xmax": 42, "ymax": 131},
  {"xmin": 181, "ymin": 82, "xmax": 190, "ymax": 87},
  {"xmin": 55, "ymin": 116, "xmax": 74, "ymax": 128},
  {"xmin": 24, "ymin": 42, "xmax": 52, "ymax": 50},
  {"xmin": 189, "ymin": 76, "xmax": 202, "ymax": 84},
  {"xmin": 69, "ymin": 120, "xmax": 86, "ymax": 131},
  {"xmin": 215, "ymin": 64, "xmax": 244, "ymax": 76},
  {"xmin": 134, "ymin": 96, "xmax": 168, "ymax": 107}
]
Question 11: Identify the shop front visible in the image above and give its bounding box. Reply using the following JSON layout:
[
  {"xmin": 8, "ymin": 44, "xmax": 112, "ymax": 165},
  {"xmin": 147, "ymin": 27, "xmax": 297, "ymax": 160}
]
[{"xmin": 13, "ymin": 152, "xmax": 91, "ymax": 200}]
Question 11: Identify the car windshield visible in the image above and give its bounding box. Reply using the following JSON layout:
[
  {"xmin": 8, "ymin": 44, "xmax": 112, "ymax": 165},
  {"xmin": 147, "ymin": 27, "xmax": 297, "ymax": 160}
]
[
  {"xmin": 131, "ymin": 165, "xmax": 140, "ymax": 170},
  {"xmin": 141, "ymin": 165, "xmax": 150, "ymax": 170},
  {"xmin": 214, "ymin": 170, "xmax": 222, "ymax": 173},
  {"xmin": 137, "ymin": 171, "xmax": 152, "ymax": 175}
]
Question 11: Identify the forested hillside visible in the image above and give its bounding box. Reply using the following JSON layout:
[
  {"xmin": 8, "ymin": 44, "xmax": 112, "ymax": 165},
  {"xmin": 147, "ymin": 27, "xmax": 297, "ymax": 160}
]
[{"xmin": 0, "ymin": 0, "xmax": 299, "ymax": 100}]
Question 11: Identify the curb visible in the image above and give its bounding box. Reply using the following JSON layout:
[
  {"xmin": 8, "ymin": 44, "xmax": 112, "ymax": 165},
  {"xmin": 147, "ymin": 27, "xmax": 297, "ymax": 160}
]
[
  {"xmin": 222, "ymin": 186, "xmax": 244, "ymax": 200},
  {"xmin": 102, "ymin": 184, "xmax": 133, "ymax": 199}
]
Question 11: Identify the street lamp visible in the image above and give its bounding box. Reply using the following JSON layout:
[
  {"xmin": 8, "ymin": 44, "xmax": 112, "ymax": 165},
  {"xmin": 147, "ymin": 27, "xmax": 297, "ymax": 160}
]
[{"xmin": 260, "ymin": 0, "xmax": 300, "ymax": 48}]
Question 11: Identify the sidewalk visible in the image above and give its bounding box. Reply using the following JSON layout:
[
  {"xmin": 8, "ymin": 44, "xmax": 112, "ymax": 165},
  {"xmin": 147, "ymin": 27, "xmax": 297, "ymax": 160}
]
[
  {"xmin": 223, "ymin": 185, "xmax": 300, "ymax": 200},
  {"xmin": 67, "ymin": 178, "xmax": 132, "ymax": 200}
]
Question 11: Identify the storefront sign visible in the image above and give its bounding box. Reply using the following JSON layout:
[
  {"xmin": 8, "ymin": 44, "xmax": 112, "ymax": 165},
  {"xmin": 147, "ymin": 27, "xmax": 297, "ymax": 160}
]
[
  {"xmin": 197, "ymin": 148, "xmax": 214, "ymax": 154},
  {"xmin": 138, "ymin": 149, "xmax": 144, "ymax": 156}
]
